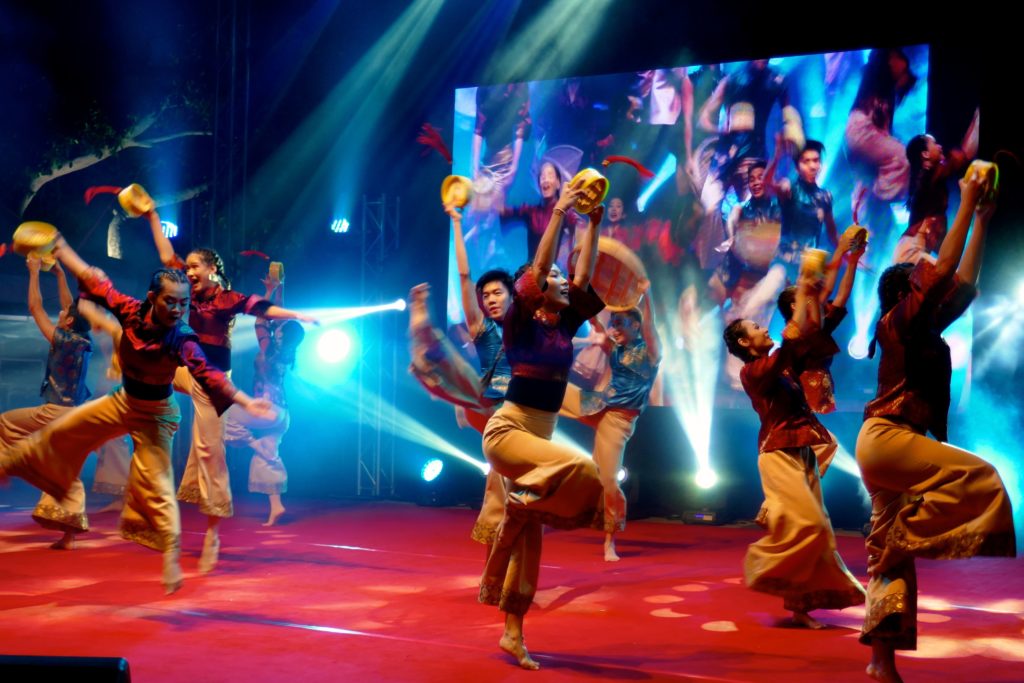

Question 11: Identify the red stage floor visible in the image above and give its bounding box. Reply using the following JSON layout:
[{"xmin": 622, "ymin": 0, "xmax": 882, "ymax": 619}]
[{"xmin": 1, "ymin": 494, "xmax": 1022, "ymax": 682}]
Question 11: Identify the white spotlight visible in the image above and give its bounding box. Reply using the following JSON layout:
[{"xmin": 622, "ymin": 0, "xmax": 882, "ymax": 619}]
[
  {"xmin": 695, "ymin": 468, "xmax": 718, "ymax": 490},
  {"xmin": 848, "ymin": 335, "xmax": 869, "ymax": 360},
  {"xmin": 317, "ymin": 329, "xmax": 352, "ymax": 364}
]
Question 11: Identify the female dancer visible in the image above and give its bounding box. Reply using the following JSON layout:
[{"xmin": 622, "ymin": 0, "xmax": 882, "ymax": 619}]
[
  {"xmin": 856, "ymin": 171, "xmax": 1014, "ymax": 682},
  {"xmin": 224, "ymin": 265, "xmax": 306, "ymax": 526},
  {"xmin": 723, "ymin": 271, "xmax": 865, "ymax": 629},
  {"xmin": 577, "ymin": 288, "xmax": 661, "ymax": 562},
  {"xmin": 1, "ymin": 234, "xmax": 276, "ymax": 593},
  {"xmin": 0, "ymin": 257, "xmax": 92, "ymax": 549},
  {"xmin": 147, "ymin": 210, "xmax": 316, "ymax": 572},
  {"xmin": 479, "ymin": 180, "xmax": 622, "ymax": 669}
]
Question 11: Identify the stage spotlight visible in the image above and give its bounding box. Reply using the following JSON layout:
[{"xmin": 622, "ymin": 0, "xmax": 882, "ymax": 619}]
[
  {"xmin": 316, "ymin": 329, "xmax": 352, "ymax": 363},
  {"xmin": 330, "ymin": 218, "xmax": 350, "ymax": 234},
  {"xmin": 392, "ymin": 298, "xmax": 407, "ymax": 312},
  {"xmin": 421, "ymin": 458, "xmax": 444, "ymax": 483},
  {"xmin": 617, "ymin": 467, "xmax": 628, "ymax": 483},
  {"xmin": 848, "ymin": 335, "xmax": 869, "ymax": 360},
  {"xmin": 695, "ymin": 468, "xmax": 718, "ymax": 489},
  {"xmin": 160, "ymin": 221, "xmax": 178, "ymax": 239},
  {"xmin": 1016, "ymin": 280, "xmax": 1024, "ymax": 304}
]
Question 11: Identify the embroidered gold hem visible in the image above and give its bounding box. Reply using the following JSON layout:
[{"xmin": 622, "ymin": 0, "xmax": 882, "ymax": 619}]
[
  {"xmin": 889, "ymin": 523, "xmax": 1016, "ymax": 560},
  {"xmin": 471, "ymin": 521, "xmax": 498, "ymax": 545},
  {"xmin": 177, "ymin": 485, "xmax": 234, "ymax": 518},
  {"xmin": 31, "ymin": 505, "xmax": 88, "ymax": 533},
  {"xmin": 120, "ymin": 520, "xmax": 177, "ymax": 552},
  {"xmin": 479, "ymin": 581, "xmax": 532, "ymax": 616},
  {"xmin": 861, "ymin": 593, "xmax": 917, "ymax": 650},
  {"xmin": 750, "ymin": 577, "xmax": 866, "ymax": 612},
  {"xmin": 603, "ymin": 517, "xmax": 626, "ymax": 534}
]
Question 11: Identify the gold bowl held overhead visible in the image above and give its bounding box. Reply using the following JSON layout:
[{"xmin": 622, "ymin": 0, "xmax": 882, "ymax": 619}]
[{"xmin": 570, "ymin": 168, "xmax": 610, "ymax": 215}]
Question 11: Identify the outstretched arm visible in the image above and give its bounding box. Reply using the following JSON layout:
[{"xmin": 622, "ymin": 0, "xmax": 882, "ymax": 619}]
[
  {"xmin": 957, "ymin": 198, "xmax": 995, "ymax": 286},
  {"xmin": 532, "ymin": 180, "xmax": 583, "ymax": 281},
  {"xmin": 450, "ymin": 203, "xmax": 484, "ymax": 336},
  {"xmin": 935, "ymin": 171, "xmax": 985, "ymax": 279},
  {"xmin": 833, "ymin": 244, "xmax": 865, "ymax": 309},
  {"xmin": 145, "ymin": 208, "xmax": 181, "ymax": 268},
  {"xmin": 26, "ymin": 257, "xmax": 56, "ymax": 344},
  {"xmin": 698, "ymin": 78, "xmax": 726, "ymax": 133},
  {"xmin": 261, "ymin": 305, "xmax": 318, "ymax": 326},
  {"xmin": 51, "ymin": 261, "xmax": 74, "ymax": 311},
  {"xmin": 573, "ymin": 205, "xmax": 603, "ymax": 289}
]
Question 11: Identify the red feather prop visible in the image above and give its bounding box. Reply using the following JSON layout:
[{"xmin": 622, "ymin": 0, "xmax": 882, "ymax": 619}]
[
  {"xmin": 239, "ymin": 250, "xmax": 270, "ymax": 260},
  {"xmin": 84, "ymin": 185, "xmax": 123, "ymax": 205},
  {"xmin": 601, "ymin": 155, "xmax": 655, "ymax": 179},
  {"xmin": 416, "ymin": 123, "xmax": 452, "ymax": 165}
]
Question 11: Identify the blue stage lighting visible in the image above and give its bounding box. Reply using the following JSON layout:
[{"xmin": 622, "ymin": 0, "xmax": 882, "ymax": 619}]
[
  {"xmin": 161, "ymin": 221, "xmax": 178, "ymax": 239},
  {"xmin": 1017, "ymin": 280, "xmax": 1024, "ymax": 305},
  {"xmin": 421, "ymin": 458, "xmax": 444, "ymax": 482},
  {"xmin": 316, "ymin": 329, "xmax": 352, "ymax": 363},
  {"xmin": 330, "ymin": 218, "xmax": 350, "ymax": 234}
]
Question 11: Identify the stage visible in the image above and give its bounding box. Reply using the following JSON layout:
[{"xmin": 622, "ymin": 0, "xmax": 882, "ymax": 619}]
[{"xmin": 1, "ymin": 492, "xmax": 1021, "ymax": 682}]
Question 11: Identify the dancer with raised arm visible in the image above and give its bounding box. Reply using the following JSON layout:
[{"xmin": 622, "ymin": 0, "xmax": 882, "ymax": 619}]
[
  {"xmin": 856, "ymin": 171, "xmax": 1014, "ymax": 683},
  {"xmin": 0, "ymin": 257, "xmax": 92, "ymax": 549},
  {"xmin": 723, "ymin": 266, "xmax": 865, "ymax": 629},
  {"xmin": 147, "ymin": 209, "xmax": 316, "ymax": 572},
  {"xmin": 478, "ymin": 180, "xmax": 619, "ymax": 670},
  {"xmin": 1, "ymin": 233, "xmax": 276, "ymax": 593}
]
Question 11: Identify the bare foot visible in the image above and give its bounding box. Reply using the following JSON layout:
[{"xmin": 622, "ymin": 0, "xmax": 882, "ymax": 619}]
[
  {"xmin": 96, "ymin": 499, "xmax": 124, "ymax": 514},
  {"xmin": 263, "ymin": 505, "xmax": 286, "ymax": 527},
  {"xmin": 604, "ymin": 536, "xmax": 620, "ymax": 562},
  {"xmin": 867, "ymin": 642, "xmax": 903, "ymax": 682},
  {"xmin": 50, "ymin": 532, "xmax": 76, "ymax": 550},
  {"xmin": 792, "ymin": 611, "xmax": 825, "ymax": 629},
  {"xmin": 163, "ymin": 549, "xmax": 183, "ymax": 595},
  {"xmin": 198, "ymin": 531, "xmax": 220, "ymax": 575},
  {"xmin": 866, "ymin": 663, "xmax": 903, "ymax": 682},
  {"xmin": 499, "ymin": 633, "xmax": 540, "ymax": 670}
]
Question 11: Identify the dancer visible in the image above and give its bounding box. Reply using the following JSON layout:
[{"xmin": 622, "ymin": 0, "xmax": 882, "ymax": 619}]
[
  {"xmin": 501, "ymin": 149, "xmax": 582, "ymax": 269},
  {"xmin": 894, "ymin": 115, "xmax": 979, "ymax": 265},
  {"xmin": 1, "ymin": 234, "xmax": 276, "ymax": 593},
  {"xmin": 577, "ymin": 288, "xmax": 661, "ymax": 561},
  {"xmin": 775, "ymin": 231, "xmax": 865, "ymax": 418},
  {"xmin": 708, "ymin": 159, "xmax": 782, "ymax": 310},
  {"xmin": 844, "ymin": 48, "xmax": 917, "ymax": 235},
  {"xmin": 224, "ymin": 265, "xmax": 306, "ymax": 526},
  {"xmin": 856, "ymin": 171, "xmax": 1014, "ymax": 683},
  {"xmin": 0, "ymin": 257, "xmax": 92, "ymax": 549},
  {"xmin": 775, "ymin": 140, "xmax": 840, "ymax": 268},
  {"xmin": 148, "ymin": 209, "xmax": 316, "ymax": 573},
  {"xmin": 479, "ymin": 180, "xmax": 618, "ymax": 670},
  {"xmin": 723, "ymin": 272, "xmax": 865, "ymax": 629},
  {"xmin": 409, "ymin": 199, "xmax": 515, "ymax": 545}
]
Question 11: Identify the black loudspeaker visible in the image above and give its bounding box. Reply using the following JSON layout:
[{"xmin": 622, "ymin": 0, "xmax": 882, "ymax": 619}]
[{"xmin": 0, "ymin": 655, "xmax": 131, "ymax": 682}]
